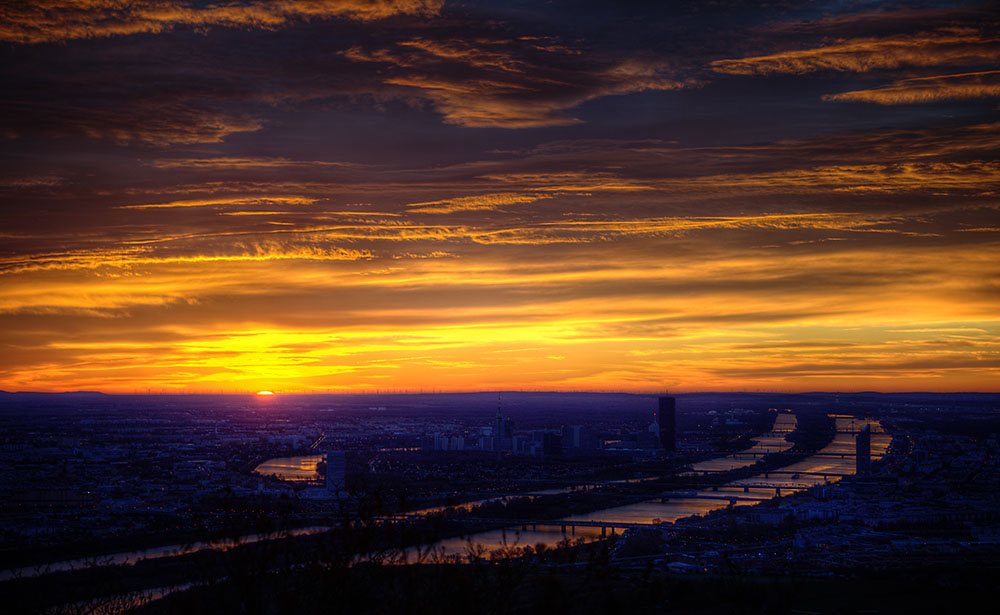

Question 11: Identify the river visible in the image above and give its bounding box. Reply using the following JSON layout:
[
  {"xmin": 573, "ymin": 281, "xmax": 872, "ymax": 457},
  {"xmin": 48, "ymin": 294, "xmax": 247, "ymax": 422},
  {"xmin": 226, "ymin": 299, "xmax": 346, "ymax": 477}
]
[
  {"xmin": 2, "ymin": 413, "xmax": 888, "ymax": 578},
  {"xmin": 254, "ymin": 455, "xmax": 324, "ymax": 481},
  {"xmin": 0, "ymin": 526, "xmax": 332, "ymax": 582},
  {"xmin": 420, "ymin": 415, "xmax": 888, "ymax": 560}
]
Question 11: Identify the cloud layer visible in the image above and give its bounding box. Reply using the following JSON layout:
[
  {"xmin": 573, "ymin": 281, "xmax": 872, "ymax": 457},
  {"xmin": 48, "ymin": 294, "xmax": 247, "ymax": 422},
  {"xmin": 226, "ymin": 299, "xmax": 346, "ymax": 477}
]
[
  {"xmin": 1, "ymin": 1, "xmax": 998, "ymax": 393},
  {"xmin": 345, "ymin": 38, "xmax": 693, "ymax": 127},
  {"xmin": 826, "ymin": 70, "xmax": 1000, "ymax": 104},
  {"xmin": 711, "ymin": 29, "xmax": 1000, "ymax": 75},
  {"xmin": 0, "ymin": 0, "xmax": 443, "ymax": 43}
]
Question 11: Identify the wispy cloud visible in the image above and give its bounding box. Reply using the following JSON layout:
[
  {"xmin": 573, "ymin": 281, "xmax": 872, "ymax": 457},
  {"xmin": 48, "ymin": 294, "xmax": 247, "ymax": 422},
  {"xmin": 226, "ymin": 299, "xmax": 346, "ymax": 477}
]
[
  {"xmin": 669, "ymin": 162, "xmax": 1000, "ymax": 194},
  {"xmin": 4, "ymin": 2, "xmax": 999, "ymax": 393},
  {"xmin": 145, "ymin": 157, "xmax": 356, "ymax": 170},
  {"xmin": 463, "ymin": 212, "xmax": 923, "ymax": 245},
  {"xmin": 345, "ymin": 38, "xmax": 693, "ymax": 127},
  {"xmin": 0, "ymin": 175, "xmax": 63, "ymax": 189},
  {"xmin": 0, "ymin": 243, "xmax": 373, "ymax": 277},
  {"xmin": 0, "ymin": 0, "xmax": 444, "ymax": 44},
  {"xmin": 825, "ymin": 70, "xmax": 1000, "ymax": 104},
  {"xmin": 480, "ymin": 172, "xmax": 654, "ymax": 192},
  {"xmin": 711, "ymin": 29, "xmax": 1000, "ymax": 75},
  {"xmin": 407, "ymin": 192, "xmax": 552, "ymax": 214},
  {"xmin": 2, "ymin": 100, "xmax": 264, "ymax": 145},
  {"xmin": 118, "ymin": 196, "xmax": 318, "ymax": 210}
]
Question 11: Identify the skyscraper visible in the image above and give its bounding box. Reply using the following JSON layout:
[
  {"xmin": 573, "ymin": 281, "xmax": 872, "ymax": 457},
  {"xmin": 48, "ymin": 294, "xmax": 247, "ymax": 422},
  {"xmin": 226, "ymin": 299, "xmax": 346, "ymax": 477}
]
[
  {"xmin": 494, "ymin": 392, "xmax": 512, "ymax": 452},
  {"xmin": 562, "ymin": 425, "xmax": 598, "ymax": 450},
  {"xmin": 856, "ymin": 424, "xmax": 871, "ymax": 476},
  {"xmin": 656, "ymin": 396, "xmax": 676, "ymax": 452}
]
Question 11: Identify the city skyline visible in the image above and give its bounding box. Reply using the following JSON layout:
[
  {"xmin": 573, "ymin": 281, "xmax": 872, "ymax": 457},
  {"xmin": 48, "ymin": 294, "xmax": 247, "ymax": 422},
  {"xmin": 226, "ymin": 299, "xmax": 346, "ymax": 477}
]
[{"xmin": 2, "ymin": 1, "xmax": 999, "ymax": 393}]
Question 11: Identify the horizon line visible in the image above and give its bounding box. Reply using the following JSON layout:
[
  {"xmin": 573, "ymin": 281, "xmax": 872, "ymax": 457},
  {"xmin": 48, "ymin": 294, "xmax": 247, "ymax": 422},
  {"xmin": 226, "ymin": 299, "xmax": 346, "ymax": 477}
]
[{"xmin": 2, "ymin": 389, "xmax": 998, "ymax": 396}]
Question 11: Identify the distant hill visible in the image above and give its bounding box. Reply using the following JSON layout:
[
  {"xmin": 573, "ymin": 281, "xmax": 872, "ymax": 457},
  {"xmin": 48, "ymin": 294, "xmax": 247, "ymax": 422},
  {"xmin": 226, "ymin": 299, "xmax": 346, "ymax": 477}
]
[{"xmin": 0, "ymin": 390, "xmax": 107, "ymax": 396}]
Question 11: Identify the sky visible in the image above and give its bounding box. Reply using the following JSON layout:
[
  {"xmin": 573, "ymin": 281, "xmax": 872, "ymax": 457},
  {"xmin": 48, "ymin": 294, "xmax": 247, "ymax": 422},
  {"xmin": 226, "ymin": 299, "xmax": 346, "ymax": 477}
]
[{"xmin": 1, "ymin": 0, "xmax": 998, "ymax": 394}]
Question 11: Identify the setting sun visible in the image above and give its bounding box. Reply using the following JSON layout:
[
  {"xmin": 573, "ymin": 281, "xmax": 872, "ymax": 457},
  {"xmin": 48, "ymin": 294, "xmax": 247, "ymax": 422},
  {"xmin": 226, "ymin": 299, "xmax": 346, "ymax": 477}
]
[
  {"xmin": 0, "ymin": 0, "xmax": 996, "ymax": 396},
  {"xmin": 256, "ymin": 391, "xmax": 274, "ymax": 396}
]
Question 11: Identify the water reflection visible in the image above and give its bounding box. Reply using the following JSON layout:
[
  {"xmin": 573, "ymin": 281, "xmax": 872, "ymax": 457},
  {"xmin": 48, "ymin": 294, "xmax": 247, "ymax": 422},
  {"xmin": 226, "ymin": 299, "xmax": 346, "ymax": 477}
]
[
  {"xmin": 5, "ymin": 415, "xmax": 890, "ymax": 578},
  {"xmin": 419, "ymin": 526, "xmax": 606, "ymax": 562},
  {"xmin": 423, "ymin": 415, "xmax": 889, "ymax": 560},
  {"xmin": 254, "ymin": 455, "xmax": 323, "ymax": 481},
  {"xmin": 0, "ymin": 526, "xmax": 331, "ymax": 582},
  {"xmin": 688, "ymin": 412, "xmax": 797, "ymax": 473}
]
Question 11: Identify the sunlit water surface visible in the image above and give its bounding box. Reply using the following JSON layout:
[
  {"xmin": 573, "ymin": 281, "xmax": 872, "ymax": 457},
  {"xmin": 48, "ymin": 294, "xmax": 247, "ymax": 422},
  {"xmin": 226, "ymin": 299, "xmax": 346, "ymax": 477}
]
[
  {"xmin": 4, "ymin": 415, "xmax": 889, "ymax": 576},
  {"xmin": 254, "ymin": 455, "xmax": 324, "ymax": 481},
  {"xmin": 418, "ymin": 415, "xmax": 888, "ymax": 560}
]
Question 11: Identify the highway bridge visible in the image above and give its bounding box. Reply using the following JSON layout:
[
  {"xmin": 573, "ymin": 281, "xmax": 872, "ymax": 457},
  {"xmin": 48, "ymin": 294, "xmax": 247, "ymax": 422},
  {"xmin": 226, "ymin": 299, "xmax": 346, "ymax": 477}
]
[
  {"xmin": 374, "ymin": 516, "xmax": 658, "ymax": 536},
  {"xmin": 689, "ymin": 469, "xmax": 853, "ymax": 479},
  {"xmin": 687, "ymin": 450, "xmax": 858, "ymax": 459}
]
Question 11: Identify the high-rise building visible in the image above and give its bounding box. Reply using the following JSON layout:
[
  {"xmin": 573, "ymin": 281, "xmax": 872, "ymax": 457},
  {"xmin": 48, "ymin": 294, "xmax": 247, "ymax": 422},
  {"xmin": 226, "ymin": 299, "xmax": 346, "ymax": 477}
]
[
  {"xmin": 325, "ymin": 450, "xmax": 347, "ymax": 494},
  {"xmin": 562, "ymin": 425, "xmax": 598, "ymax": 450},
  {"xmin": 856, "ymin": 424, "xmax": 871, "ymax": 476},
  {"xmin": 562, "ymin": 425, "xmax": 600, "ymax": 453},
  {"xmin": 494, "ymin": 392, "xmax": 514, "ymax": 452},
  {"xmin": 501, "ymin": 417, "xmax": 514, "ymax": 440},
  {"xmin": 656, "ymin": 396, "xmax": 676, "ymax": 452}
]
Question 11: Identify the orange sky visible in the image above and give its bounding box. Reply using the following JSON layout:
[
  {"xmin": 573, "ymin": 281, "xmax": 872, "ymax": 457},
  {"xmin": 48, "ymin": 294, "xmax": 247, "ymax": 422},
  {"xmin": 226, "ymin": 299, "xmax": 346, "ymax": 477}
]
[{"xmin": 1, "ymin": 2, "xmax": 998, "ymax": 393}]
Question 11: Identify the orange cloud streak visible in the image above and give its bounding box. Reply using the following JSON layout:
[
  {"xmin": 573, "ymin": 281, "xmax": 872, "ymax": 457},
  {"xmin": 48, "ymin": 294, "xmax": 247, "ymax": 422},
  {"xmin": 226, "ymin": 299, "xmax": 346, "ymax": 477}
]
[
  {"xmin": 711, "ymin": 29, "xmax": 1000, "ymax": 75},
  {"xmin": 824, "ymin": 70, "xmax": 1000, "ymax": 104},
  {"xmin": 118, "ymin": 196, "xmax": 318, "ymax": 210},
  {"xmin": 0, "ymin": 0, "xmax": 444, "ymax": 44}
]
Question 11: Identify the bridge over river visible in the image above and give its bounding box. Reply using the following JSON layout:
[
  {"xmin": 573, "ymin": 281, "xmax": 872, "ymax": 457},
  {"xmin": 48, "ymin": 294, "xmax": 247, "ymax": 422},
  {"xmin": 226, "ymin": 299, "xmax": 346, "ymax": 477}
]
[{"xmin": 412, "ymin": 415, "xmax": 890, "ymax": 558}]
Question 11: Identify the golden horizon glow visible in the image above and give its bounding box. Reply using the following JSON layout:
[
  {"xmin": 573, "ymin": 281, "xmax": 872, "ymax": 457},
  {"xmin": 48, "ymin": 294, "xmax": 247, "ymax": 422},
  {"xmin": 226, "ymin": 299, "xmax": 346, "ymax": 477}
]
[{"xmin": 2, "ymin": 4, "xmax": 998, "ymax": 394}]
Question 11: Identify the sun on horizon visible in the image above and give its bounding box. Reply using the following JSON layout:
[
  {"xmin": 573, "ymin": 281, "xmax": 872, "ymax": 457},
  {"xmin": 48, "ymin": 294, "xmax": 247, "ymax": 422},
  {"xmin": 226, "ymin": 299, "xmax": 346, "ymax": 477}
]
[{"xmin": 1, "ymin": 1, "xmax": 997, "ymax": 396}]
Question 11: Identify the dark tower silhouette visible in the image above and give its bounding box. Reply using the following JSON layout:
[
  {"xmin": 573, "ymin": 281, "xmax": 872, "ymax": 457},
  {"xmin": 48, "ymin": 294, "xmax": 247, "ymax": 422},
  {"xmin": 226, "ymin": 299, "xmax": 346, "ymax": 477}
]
[
  {"xmin": 495, "ymin": 392, "xmax": 503, "ymax": 442},
  {"xmin": 494, "ymin": 392, "xmax": 513, "ymax": 454},
  {"xmin": 856, "ymin": 424, "xmax": 871, "ymax": 476},
  {"xmin": 657, "ymin": 396, "xmax": 676, "ymax": 452}
]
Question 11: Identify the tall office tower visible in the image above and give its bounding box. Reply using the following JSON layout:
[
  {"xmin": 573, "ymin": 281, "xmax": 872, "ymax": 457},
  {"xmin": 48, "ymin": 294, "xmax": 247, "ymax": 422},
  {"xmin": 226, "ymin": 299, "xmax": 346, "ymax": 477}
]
[
  {"xmin": 657, "ymin": 396, "xmax": 676, "ymax": 452},
  {"xmin": 563, "ymin": 425, "xmax": 579, "ymax": 448},
  {"xmin": 562, "ymin": 425, "xmax": 597, "ymax": 450},
  {"xmin": 494, "ymin": 392, "xmax": 506, "ymax": 452},
  {"xmin": 325, "ymin": 450, "xmax": 347, "ymax": 493},
  {"xmin": 856, "ymin": 424, "xmax": 872, "ymax": 476},
  {"xmin": 563, "ymin": 425, "xmax": 593, "ymax": 449}
]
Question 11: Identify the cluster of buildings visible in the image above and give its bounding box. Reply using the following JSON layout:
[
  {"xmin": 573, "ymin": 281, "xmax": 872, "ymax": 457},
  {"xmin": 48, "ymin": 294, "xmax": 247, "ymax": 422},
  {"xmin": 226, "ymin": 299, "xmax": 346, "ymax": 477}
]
[
  {"xmin": 425, "ymin": 396, "xmax": 677, "ymax": 457},
  {"xmin": 3, "ymin": 390, "xmax": 997, "ymax": 592},
  {"xmin": 610, "ymin": 411, "xmax": 1000, "ymax": 577},
  {"xmin": 0, "ymin": 398, "xmax": 445, "ymax": 548},
  {"xmin": 0, "ymin": 395, "xmax": 685, "ymax": 556}
]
